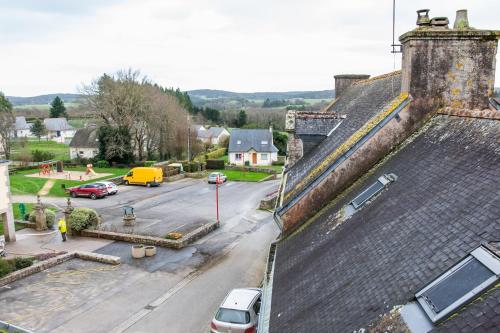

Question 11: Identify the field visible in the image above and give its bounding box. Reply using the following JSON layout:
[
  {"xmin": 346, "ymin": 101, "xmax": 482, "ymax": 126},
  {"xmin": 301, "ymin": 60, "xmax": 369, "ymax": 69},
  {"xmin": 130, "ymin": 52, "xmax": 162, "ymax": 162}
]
[
  {"xmin": 10, "ymin": 139, "xmax": 70, "ymax": 161},
  {"xmin": 9, "ymin": 167, "xmax": 129, "ymax": 197}
]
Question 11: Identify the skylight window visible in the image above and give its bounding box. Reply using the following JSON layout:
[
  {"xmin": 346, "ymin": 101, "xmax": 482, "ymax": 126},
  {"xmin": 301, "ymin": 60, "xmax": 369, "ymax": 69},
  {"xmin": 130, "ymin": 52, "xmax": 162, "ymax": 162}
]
[
  {"xmin": 416, "ymin": 246, "xmax": 500, "ymax": 323},
  {"xmin": 237, "ymin": 140, "xmax": 241, "ymax": 144},
  {"xmin": 350, "ymin": 174, "xmax": 396, "ymax": 209},
  {"xmin": 261, "ymin": 140, "xmax": 268, "ymax": 145}
]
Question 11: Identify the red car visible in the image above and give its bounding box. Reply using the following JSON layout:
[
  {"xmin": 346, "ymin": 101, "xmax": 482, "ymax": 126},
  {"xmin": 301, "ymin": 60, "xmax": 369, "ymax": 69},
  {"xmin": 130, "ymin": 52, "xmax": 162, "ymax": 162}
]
[{"xmin": 69, "ymin": 183, "xmax": 108, "ymax": 200}]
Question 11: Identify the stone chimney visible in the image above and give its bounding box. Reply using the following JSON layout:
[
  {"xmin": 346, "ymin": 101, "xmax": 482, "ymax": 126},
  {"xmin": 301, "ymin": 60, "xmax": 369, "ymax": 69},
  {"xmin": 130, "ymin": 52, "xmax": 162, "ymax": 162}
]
[
  {"xmin": 400, "ymin": 9, "xmax": 500, "ymax": 110},
  {"xmin": 334, "ymin": 74, "xmax": 370, "ymax": 99}
]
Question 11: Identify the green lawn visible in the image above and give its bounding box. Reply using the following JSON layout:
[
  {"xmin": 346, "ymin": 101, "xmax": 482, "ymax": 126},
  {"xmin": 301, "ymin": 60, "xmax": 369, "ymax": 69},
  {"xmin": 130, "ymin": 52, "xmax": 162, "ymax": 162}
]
[
  {"xmin": 11, "ymin": 139, "xmax": 70, "ymax": 161},
  {"xmin": 212, "ymin": 169, "xmax": 269, "ymax": 182},
  {"xmin": 9, "ymin": 166, "xmax": 130, "ymax": 197},
  {"xmin": 216, "ymin": 155, "xmax": 283, "ymax": 172},
  {"xmin": 12, "ymin": 203, "xmax": 34, "ymax": 220}
]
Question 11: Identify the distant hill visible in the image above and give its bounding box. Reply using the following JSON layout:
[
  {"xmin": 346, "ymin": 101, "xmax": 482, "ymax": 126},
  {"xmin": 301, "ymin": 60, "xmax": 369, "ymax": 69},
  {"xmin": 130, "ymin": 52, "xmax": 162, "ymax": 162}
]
[
  {"xmin": 7, "ymin": 93, "xmax": 83, "ymax": 106},
  {"xmin": 187, "ymin": 89, "xmax": 334, "ymax": 100}
]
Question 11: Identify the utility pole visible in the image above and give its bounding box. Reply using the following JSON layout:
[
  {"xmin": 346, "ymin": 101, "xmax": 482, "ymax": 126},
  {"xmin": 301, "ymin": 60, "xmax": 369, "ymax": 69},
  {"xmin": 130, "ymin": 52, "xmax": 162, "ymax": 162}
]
[
  {"xmin": 187, "ymin": 115, "xmax": 191, "ymax": 161},
  {"xmin": 215, "ymin": 174, "xmax": 221, "ymax": 226}
]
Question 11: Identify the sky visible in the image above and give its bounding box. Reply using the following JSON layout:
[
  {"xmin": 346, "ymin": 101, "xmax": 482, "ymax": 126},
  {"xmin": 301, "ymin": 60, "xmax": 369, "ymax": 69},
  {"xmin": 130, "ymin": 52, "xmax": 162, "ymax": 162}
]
[{"xmin": 0, "ymin": 0, "xmax": 498, "ymax": 96}]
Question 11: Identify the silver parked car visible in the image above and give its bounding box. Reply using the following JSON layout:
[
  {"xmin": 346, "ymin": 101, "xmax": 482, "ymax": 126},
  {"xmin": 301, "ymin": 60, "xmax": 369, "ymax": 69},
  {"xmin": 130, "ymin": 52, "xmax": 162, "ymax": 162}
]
[
  {"xmin": 208, "ymin": 172, "xmax": 227, "ymax": 184},
  {"xmin": 96, "ymin": 181, "xmax": 119, "ymax": 195},
  {"xmin": 210, "ymin": 288, "xmax": 261, "ymax": 333}
]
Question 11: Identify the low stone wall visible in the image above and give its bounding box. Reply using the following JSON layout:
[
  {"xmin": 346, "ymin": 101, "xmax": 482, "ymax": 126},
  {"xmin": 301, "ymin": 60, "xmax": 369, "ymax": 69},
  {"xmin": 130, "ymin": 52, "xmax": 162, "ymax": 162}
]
[
  {"xmin": 259, "ymin": 194, "xmax": 278, "ymax": 211},
  {"xmin": 15, "ymin": 220, "xmax": 37, "ymax": 229},
  {"xmin": 184, "ymin": 171, "xmax": 208, "ymax": 179},
  {"xmin": 0, "ymin": 251, "xmax": 120, "ymax": 287},
  {"xmin": 225, "ymin": 165, "xmax": 279, "ymax": 174},
  {"xmin": 107, "ymin": 175, "xmax": 125, "ymax": 185},
  {"xmin": 81, "ymin": 221, "xmax": 218, "ymax": 249},
  {"xmin": 164, "ymin": 173, "xmax": 185, "ymax": 182},
  {"xmin": 259, "ymin": 174, "xmax": 277, "ymax": 182}
]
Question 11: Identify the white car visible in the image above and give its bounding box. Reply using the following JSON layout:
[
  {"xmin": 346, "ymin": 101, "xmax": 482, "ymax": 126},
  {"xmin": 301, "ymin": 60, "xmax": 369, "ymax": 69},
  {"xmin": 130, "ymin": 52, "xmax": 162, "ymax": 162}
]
[
  {"xmin": 96, "ymin": 181, "xmax": 118, "ymax": 195},
  {"xmin": 210, "ymin": 288, "xmax": 262, "ymax": 333}
]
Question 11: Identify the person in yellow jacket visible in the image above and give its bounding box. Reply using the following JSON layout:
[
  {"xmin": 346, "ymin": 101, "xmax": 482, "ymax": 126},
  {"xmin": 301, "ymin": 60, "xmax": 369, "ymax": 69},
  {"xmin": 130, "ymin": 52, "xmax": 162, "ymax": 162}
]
[{"xmin": 58, "ymin": 218, "xmax": 67, "ymax": 242}]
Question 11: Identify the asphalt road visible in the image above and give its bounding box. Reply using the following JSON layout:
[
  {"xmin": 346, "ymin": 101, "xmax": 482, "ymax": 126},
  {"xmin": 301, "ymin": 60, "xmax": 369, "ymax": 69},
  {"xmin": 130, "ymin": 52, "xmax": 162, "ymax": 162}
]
[{"xmin": 9, "ymin": 178, "xmax": 280, "ymax": 333}]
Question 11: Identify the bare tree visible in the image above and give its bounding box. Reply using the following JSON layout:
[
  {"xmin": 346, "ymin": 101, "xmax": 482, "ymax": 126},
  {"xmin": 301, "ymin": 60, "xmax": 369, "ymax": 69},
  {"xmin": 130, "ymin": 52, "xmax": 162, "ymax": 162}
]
[{"xmin": 0, "ymin": 92, "xmax": 14, "ymax": 159}]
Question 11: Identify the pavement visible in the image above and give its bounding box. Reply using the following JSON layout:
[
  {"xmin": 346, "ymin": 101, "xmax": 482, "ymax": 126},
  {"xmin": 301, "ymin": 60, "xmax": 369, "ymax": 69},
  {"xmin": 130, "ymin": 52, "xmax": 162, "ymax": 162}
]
[{"xmin": 2, "ymin": 178, "xmax": 281, "ymax": 333}]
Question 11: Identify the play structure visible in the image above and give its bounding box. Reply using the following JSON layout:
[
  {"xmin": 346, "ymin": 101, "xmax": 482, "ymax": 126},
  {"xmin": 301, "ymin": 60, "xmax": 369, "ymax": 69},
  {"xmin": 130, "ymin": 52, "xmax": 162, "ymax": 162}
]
[
  {"xmin": 85, "ymin": 164, "xmax": 96, "ymax": 176},
  {"xmin": 28, "ymin": 162, "xmax": 111, "ymax": 181}
]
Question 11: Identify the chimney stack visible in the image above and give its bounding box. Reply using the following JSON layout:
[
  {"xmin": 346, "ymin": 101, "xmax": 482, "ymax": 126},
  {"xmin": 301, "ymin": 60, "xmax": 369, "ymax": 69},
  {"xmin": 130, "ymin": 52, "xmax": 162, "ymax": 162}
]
[
  {"xmin": 400, "ymin": 9, "xmax": 499, "ymax": 110},
  {"xmin": 334, "ymin": 74, "xmax": 370, "ymax": 99}
]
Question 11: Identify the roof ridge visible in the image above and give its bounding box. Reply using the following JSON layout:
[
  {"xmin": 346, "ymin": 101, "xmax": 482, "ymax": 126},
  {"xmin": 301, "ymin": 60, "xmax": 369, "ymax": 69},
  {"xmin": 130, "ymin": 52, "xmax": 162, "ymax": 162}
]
[
  {"xmin": 352, "ymin": 70, "xmax": 402, "ymax": 86},
  {"xmin": 437, "ymin": 107, "xmax": 500, "ymax": 120},
  {"xmin": 283, "ymin": 92, "xmax": 409, "ymax": 203}
]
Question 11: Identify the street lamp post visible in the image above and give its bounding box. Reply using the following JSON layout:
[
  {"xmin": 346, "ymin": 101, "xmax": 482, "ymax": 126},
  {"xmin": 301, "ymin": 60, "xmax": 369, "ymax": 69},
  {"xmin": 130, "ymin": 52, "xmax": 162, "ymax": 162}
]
[{"xmin": 215, "ymin": 174, "xmax": 221, "ymax": 226}]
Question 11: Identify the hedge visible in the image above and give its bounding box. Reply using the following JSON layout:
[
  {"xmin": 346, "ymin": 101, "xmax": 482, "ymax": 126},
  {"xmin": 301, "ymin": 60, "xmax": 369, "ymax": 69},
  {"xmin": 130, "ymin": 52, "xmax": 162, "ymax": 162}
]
[
  {"xmin": 207, "ymin": 148, "xmax": 227, "ymax": 159},
  {"xmin": 206, "ymin": 159, "xmax": 225, "ymax": 170},
  {"xmin": 70, "ymin": 208, "xmax": 99, "ymax": 231}
]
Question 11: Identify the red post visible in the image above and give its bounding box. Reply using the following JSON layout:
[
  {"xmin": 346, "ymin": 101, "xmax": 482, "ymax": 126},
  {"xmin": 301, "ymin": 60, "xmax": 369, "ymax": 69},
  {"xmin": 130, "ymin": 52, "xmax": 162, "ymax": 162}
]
[{"xmin": 216, "ymin": 174, "xmax": 220, "ymax": 226}]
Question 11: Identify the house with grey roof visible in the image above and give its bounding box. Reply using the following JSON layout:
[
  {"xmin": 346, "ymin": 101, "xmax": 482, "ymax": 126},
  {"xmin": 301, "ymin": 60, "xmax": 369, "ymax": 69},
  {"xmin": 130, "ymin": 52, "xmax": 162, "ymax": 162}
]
[
  {"xmin": 14, "ymin": 116, "xmax": 32, "ymax": 138},
  {"xmin": 43, "ymin": 118, "xmax": 75, "ymax": 144},
  {"xmin": 260, "ymin": 8, "xmax": 500, "ymax": 333},
  {"xmin": 228, "ymin": 128, "xmax": 278, "ymax": 166},
  {"xmin": 69, "ymin": 127, "xmax": 99, "ymax": 159},
  {"xmin": 198, "ymin": 126, "xmax": 230, "ymax": 145}
]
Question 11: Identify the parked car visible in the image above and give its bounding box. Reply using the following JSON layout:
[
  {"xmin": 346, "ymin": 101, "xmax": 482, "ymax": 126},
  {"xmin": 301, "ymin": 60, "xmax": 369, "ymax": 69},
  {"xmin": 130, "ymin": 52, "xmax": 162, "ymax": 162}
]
[
  {"xmin": 210, "ymin": 288, "xmax": 262, "ymax": 333},
  {"xmin": 96, "ymin": 181, "xmax": 118, "ymax": 195},
  {"xmin": 69, "ymin": 183, "xmax": 107, "ymax": 199},
  {"xmin": 208, "ymin": 172, "xmax": 227, "ymax": 184},
  {"xmin": 123, "ymin": 167, "xmax": 163, "ymax": 187}
]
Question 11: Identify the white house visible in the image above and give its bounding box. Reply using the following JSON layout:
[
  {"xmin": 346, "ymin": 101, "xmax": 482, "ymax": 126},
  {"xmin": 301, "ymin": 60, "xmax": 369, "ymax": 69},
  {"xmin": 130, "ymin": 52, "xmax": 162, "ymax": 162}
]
[
  {"xmin": 14, "ymin": 116, "xmax": 32, "ymax": 138},
  {"xmin": 0, "ymin": 160, "xmax": 16, "ymax": 242},
  {"xmin": 44, "ymin": 118, "xmax": 76, "ymax": 144},
  {"xmin": 198, "ymin": 127, "xmax": 230, "ymax": 145},
  {"xmin": 228, "ymin": 128, "xmax": 278, "ymax": 166},
  {"xmin": 69, "ymin": 127, "xmax": 99, "ymax": 159}
]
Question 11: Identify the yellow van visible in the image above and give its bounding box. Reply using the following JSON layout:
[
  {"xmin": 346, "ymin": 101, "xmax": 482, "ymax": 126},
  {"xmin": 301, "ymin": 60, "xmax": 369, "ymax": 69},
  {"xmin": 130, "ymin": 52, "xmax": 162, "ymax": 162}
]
[{"xmin": 123, "ymin": 167, "xmax": 163, "ymax": 187}]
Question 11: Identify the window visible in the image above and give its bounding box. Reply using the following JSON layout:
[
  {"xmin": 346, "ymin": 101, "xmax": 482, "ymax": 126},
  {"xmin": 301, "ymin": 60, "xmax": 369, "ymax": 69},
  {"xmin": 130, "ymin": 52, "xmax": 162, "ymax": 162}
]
[
  {"xmin": 237, "ymin": 140, "xmax": 241, "ymax": 144},
  {"xmin": 416, "ymin": 246, "xmax": 500, "ymax": 323},
  {"xmin": 261, "ymin": 140, "xmax": 268, "ymax": 145},
  {"xmin": 235, "ymin": 153, "xmax": 242, "ymax": 161},
  {"xmin": 79, "ymin": 151, "xmax": 84, "ymax": 155},
  {"xmin": 253, "ymin": 296, "xmax": 262, "ymax": 315},
  {"xmin": 350, "ymin": 174, "xmax": 396, "ymax": 209},
  {"xmin": 215, "ymin": 308, "xmax": 250, "ymax": 324},
  {"xmin": 261, "ymin": 153, "xmax": 268, "ymax": 160}
]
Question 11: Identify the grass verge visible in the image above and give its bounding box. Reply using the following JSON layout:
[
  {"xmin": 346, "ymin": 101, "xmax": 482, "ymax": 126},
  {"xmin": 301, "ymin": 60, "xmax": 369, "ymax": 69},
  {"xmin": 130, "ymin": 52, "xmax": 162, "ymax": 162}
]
[{"xmin": 210, "ymin": 169, "xmax": 269, "ymax": 182}]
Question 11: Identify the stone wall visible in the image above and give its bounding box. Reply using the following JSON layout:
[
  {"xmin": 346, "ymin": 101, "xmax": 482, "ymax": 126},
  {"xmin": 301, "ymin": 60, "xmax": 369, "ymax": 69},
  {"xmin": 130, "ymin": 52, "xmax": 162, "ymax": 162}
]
[
  {"xmin": 334, "ymin": 74, "xmax": 370, "ymax": 98},
  {"xmin": 81, "ymin": 221, "xmax": 218, "ymax": 249},
  {"xmin": 0, "ymin": 251, "xmax": 120, "ymax": 287}
]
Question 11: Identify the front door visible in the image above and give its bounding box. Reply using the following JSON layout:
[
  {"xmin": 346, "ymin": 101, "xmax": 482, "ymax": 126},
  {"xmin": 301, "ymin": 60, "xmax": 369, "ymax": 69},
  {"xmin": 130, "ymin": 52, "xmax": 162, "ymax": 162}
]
[{"xmin": 252, "ymin": 153, "xmax": 257, "ymax": 165}]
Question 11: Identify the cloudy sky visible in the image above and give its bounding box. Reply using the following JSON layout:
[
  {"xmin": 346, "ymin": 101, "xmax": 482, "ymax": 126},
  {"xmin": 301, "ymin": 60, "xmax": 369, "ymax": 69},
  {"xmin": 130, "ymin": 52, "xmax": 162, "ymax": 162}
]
[{"xmin": 0, "ymin": 0, "xmax": 498, "ymax": 96}]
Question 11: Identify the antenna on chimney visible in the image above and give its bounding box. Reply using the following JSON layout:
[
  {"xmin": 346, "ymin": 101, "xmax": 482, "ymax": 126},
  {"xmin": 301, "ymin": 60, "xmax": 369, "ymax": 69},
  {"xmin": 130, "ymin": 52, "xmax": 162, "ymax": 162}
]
[{"xmin": 391, "ymin": 0, "xmax": 402, "ymax": 54}]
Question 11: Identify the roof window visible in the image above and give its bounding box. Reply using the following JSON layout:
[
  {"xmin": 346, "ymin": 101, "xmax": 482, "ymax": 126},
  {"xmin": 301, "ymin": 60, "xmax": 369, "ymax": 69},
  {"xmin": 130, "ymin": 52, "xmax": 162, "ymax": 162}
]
[
  {"xmin": 416, "ymin": 246, "xmax": 500, "ymax": 323},
  {"xmin": 261, "ymin": 140, "xmax": 268, "ymax": 145},
  {"xmin": 350, "ymin": 173, "xmax": 397, "ymax": 209},
  {"xmin": 237, "ymin": 140, "xmax": 241, "ymax": 144}
]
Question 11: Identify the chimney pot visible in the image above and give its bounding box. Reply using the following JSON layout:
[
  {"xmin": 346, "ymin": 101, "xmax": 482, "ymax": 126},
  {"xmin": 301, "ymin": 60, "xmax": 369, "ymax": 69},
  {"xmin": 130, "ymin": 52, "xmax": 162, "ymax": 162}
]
[
  {"xmin": 416, "ymin": 9, "xmax": 431, "ymax": 26},
  {"xmin": 430, "ymin": 17, "xmax": 449, "ymax": 29},
  {"xmin": 453, "ymin": 9, "xmax": 469, "ymax": 29}
]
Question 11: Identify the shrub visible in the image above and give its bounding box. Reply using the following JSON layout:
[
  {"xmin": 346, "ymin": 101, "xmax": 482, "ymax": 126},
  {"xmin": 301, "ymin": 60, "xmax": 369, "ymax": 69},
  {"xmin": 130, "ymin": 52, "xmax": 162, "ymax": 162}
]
[
  {"xmin": 13, "ymin": 257, "xmax": 34, "ymax": 270},
  {"xmin": 206, "ymin": 159, "xmax": 225, "ymax": 170},
  {"xmin": 144, "ymin": 160, "xmax": 157, "ymax": 167},
  {"xmin": 31, "ymin": 149, "xmax": 55, "ymax": 162},
  {"xmin": 70, "ymin": 208, "xmax": 99, "ymax": 231},
  {"xmin": 0, "ymin": 259, "xmax": 13, "ymax": 278},
  {"xmin": 28, "ymin": 209, "xmax": 56, "ymax": 228},
  {"xmin": 96, "ymin": 160, "xmax": 110, "ymax": 168},
  {"xmin": 206, "ymin": 148, "xmax": 227, "ymax": 160}
]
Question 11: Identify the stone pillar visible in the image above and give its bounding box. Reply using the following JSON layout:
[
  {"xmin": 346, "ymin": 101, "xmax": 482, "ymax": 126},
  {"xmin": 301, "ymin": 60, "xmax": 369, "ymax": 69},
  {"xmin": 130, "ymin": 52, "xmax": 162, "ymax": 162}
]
[
  {"xmin": 0, "ymin": 161, "xmax": 16, "ymax": 242},
  {"xmin": 34, "ymin": 195, "xmax": 47, "ymax": 231},
  {"xmin": 64, "ymin": 198, "xmax": 74, "ymax": 236}
]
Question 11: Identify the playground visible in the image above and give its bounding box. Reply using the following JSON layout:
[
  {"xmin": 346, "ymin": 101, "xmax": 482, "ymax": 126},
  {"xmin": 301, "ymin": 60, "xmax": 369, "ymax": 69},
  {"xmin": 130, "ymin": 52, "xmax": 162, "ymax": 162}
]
[{"xmin": 25, "ymin": 163, "xmax": 111, "ymax": 181}]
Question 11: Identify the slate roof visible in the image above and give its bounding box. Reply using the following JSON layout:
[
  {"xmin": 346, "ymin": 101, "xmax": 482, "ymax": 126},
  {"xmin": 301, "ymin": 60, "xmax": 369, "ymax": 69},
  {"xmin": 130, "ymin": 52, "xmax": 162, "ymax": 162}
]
[
  {"xmin": 283, "ymin": 71, "xmax": 402, "ymax": 199},
  {"xmin": 490, "ymin": 97, "xmax": 500, "ymax": 110},
  {"xmin": 294, "ymin": 112, "xmax": 343, "ymax": 136},
  {"xmin": 43, "ymin": 118, "xmax": 73, "ymax": 131},
  {"xmin": 198, "ymin": 127, "xmax": 228, "ymax": 139},
  {"xmin": 15, "ymin": 116, "xmax": 30, "ymax": 130},
  {"xmin": 228, "ymin": 129, "xmax": 278, "ymax": 153},
  {"xmin": 69, "ymin": 127, "xmax": 99, "ymax": 148},
  {"xmin": 270, "ymin": 115, "xmax": 500, "ymax": 333}
]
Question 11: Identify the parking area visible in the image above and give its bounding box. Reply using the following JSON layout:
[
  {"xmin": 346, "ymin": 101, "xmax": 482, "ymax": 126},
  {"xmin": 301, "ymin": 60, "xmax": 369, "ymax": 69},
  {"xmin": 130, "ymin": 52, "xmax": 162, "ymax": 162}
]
[{"xmin": 68, "ymin": 178, "xmax": 277, "ymax": 238}]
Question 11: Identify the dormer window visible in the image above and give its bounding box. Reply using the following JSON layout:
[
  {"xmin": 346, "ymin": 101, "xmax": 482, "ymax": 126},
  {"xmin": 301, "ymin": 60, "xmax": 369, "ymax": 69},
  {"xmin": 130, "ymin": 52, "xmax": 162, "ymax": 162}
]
[
  {"xmin": 261, "ymin": 140, "xmax": 268, "ymax": 145},
  {"xmin": 350, "ymin": 173, "xmax": 397, "ymax": 209},
  {"xmin": 237, "ymin": 140, "xmax": 241, "ymax": 144}
]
